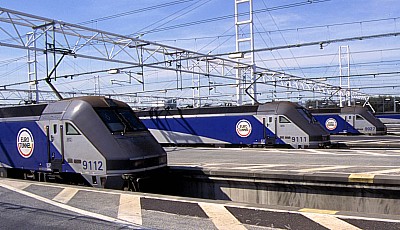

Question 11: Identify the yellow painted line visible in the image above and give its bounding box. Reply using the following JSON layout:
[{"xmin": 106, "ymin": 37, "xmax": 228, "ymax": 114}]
[
  {"xmin": 118, "ymin": 194, "xmax": 142, "ymax": 225},
  {"xmin": 299, "ymin": 208, "xmax": 338, "ymax": 215},
  {"xmin": 53, "ymin": 188, "xmax": 79, "ymax": 204},
  {"xmin": 199, "ymin": 202, "xmax": 246, "ymax": 230},
  {"xmin": 348, "ymin": 173, "xmax": 375, "ymax": 183},
  {"xmin": 302, "ymin": 212, "xmax": 362, "ymax": 230}
]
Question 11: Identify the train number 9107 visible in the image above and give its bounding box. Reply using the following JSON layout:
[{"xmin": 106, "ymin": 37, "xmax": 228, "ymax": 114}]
[{"xmin": 82, "ymin": 160, "xmax": 103, "ymax": 171}]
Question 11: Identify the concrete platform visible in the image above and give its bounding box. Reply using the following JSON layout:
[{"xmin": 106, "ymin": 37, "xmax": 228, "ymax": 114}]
[
  {"xmin": 166, "ymin": 147, "xmax": 400, "ymax": 178},
  {"xmin": 162, "ymin": 147, "xmax": 400, "ymax": 216},
  {"xmin": 1, "ymin": 178, "xmax": 400, "ymax": 230},
  {"xmin": 331, "ymin": 135, "xmax": 400, "ymax": 148}
]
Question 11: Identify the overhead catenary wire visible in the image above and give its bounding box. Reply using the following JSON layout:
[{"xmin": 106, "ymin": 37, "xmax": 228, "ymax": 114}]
[
  {"xmin": 153, "ymin": 15, "xmax": 400, "ymax": 44},
  {"xmin": 260, "ymin": 0, "xmax": 307, "ymax": 78},
  {"xmin": 132, "ymin": 0, "xmax": 214, "ymax": 37},
  {"xmin": 189, "ymin": 31, "xmax": 400, "ymax": 59},
  {"xmin": 259, "ymin": 47, "xmax": 400, "ymax": 63},
  {"xmin": 133, "ymin": 0, "xmax": 332, "ymax": 35},
  {"xmin": 3, "ymin": 1, "xmax": 400, "ymax": 102},
  {"xmin": 78, "ymin": 0, "xmax": 199, "ymax": 25},
  {"xmin": 253, "ymin": 16, "xmax": 286, "ymax": 72}
]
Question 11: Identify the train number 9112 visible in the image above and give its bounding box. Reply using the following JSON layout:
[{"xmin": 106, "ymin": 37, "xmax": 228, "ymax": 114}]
[{"xmin": 82, "ymin": 160, "xmax": 104, "ymax": 171}]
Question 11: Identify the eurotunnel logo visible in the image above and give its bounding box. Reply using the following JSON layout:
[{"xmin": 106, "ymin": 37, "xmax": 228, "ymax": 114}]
[
  {"xmin": 325, "ymin": 118, "xmax": 337, "ymax": 131},
  {"xmin": 17, "ymin": 128, "xmax": 34, "ymax": 158},
  {"xmin": 236, "ymin": 119, "xmax": 252, "ymax": 137}
]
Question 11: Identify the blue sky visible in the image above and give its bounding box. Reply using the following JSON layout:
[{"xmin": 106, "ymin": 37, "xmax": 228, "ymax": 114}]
[{"xmin": 1, "ymin": 0, "xmax": 400, "ymax": 105}]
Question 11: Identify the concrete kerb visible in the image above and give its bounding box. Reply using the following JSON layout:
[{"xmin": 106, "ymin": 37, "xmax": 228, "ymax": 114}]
[{"xmin": 168, "ymin": 166, "xmax": 400, "ymax": 186}]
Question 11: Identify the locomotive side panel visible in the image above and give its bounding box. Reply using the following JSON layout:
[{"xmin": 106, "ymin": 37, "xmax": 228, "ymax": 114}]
[
  {"xmin": 257, "ymin": 115, "xmax": 328, "ymax": 148},
  {"xmin": 313, "ymin": 114, "xmax": 360, "ymax": 134},
  {"xmin": 0, "ymin": 120, "xmax": 76, "ymax": 174},
  {"xmin": 0, "ymin": 121, "xmax": 48, "ymax": 171},
  {"xmin": 139, "ymin": 101, "xmax": 330, "ymax": 148},
  {"xmin": 255, "ymin": 115, "xmax": 310, "ymax": 148},
  {"xmin": 351, "ymin": 115, "xmax": 378, "ymax": 134},
  {"xmin": 142, "ymin": 114, "xmax": 285, "ymax": 146},
  {"xmin": 37, "ymin": 120, "xmax": 106, "ymax": 175}
]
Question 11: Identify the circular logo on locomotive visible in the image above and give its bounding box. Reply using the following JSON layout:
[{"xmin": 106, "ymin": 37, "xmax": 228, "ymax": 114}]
[
  {"xmin": 17, "ymin": 128, "xmax": 34, "ymax": 158},
  {"xmin": 236, "ymin": 119, "xmax": 252, "ymax": 137},
  {"xmin": 325, "ymin": 118, "xmax": 337, "ymax": 131}
]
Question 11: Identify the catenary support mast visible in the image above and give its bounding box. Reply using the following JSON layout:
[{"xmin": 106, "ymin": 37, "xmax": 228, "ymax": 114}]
[
  {"xmin": 339, "ymin": 45, "xmax": 351, "ymax": 107},
  {"xmin": 234, "ymin": 0, "xmax": 256, "ymax": 105}
]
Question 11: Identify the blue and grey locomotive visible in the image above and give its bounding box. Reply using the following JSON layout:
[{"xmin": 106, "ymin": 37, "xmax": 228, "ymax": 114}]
[
  {"xmin": 311, "ymin": 106, "xmax": 387, "ymax": 135},
  {"xmin": 0, "ymin": 96, "xmax": 167, "ymax": 189},
  {"xmin": 136, "ymin": 101, "xmax": 330, "ymax": 149}
]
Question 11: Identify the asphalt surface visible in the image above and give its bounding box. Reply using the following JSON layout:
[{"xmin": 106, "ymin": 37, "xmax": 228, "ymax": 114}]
[
  {"xmin": 331, "ymin": 134, "xmax": 400, "ymax": 148},
  {"xmin": 0, "ymin": 186, "xmax": 136, "ymax": 230},
  {"xmin": 166, "ymin": 147, "xmax": 400, "ymax": 176},
  {"xmin": 1, "ymin": 178, "xmax": 400, "ymax": 230},
  {"xmin": 2, "ymin": 135, "xmax": 400, "ymax": 229}
]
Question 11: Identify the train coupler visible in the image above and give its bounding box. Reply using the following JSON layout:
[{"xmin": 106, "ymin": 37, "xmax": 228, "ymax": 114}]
[{"xmin": 122, "ymin": 174, "xmax": 140, "ymax": 192}]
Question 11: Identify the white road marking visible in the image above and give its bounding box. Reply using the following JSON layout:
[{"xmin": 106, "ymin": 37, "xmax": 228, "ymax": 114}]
[
  {"xmin": 378, "ymin": 140, "xmax": 399, "ymax": 143},
  {"xmin": 53, "ymin": 188, "xmax": 79, "ymax": 204},
  {"xmin": 199, "ymin": 202, "xmax": 246, "ymax": 230},
  {"xmin": 296, "ymin": 166, "xmax": 352, "ymax": 173},
  {"xmin": 202, "ymin": 163, "xmax": 226, "ymax": 166},
  {"xmin": 170, "ymin": 163, "xmax": 203, "ymax": 168},
  {"xmin": 302, "ymin": 212, "xmax": 362, "ymax": 230},
  {"xmin": 230, "ymin": 164, "xmax": 285, "ymax": 170},
  {"xmin": 362, "ymin": 168, "xmax": 400, "ymax": 175},
  {"xmin": 1, "ymin": 179, "xmax": 400, "ymax": 228},
  {"xmin": 304, "ymin": 149, "xmax": 334, "ymax": 155},
  {"xmin": 0, "ymin": 179, "xmax": 30, "ymax": 190},
  {"xmin": 354, "ymin": 150, "xmax": 391, "ymax": 156},
  {"xmin": 118, "ymin": 194, "xmax": 142, "ymax": 225},
  {"xmin": 0, "ymin": 182, "xmax": 140, "ymax": 228}
]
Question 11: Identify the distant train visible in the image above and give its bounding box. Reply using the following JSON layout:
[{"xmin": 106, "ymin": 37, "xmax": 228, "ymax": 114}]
[
  {"xmin": 311, "ymin": 106, "xmax": 387, "ymax": 135},
  {"xmin": 136, "ymin": 101, "xmax": 331, "ymax": 149},
  {"xmin": 376, "ymin": 113, "xmax": 400, "ymax": 135},
  {"xmin": 0, "ymin": 96, "xmax": 167, "ymax": 190},
  {"xmin": 376, "ymin": 113, "xmax": 400, "ymax": 124}
]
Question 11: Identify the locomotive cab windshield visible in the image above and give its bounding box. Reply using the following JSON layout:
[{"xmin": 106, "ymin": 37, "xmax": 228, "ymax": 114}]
[
  {"xmin": 297, "ymin": 107, "xmax": 318, "ymax": 124},
  {"xmin": 96, "ymin": 108, "xmax": 147, "ymax": 134}
]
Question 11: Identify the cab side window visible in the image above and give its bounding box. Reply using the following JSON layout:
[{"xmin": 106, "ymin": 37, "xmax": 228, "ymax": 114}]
[
  {"xmin": 66, "ymin": 123, "xmax": 80, "ymax": 135},
  {"xmin": 279, "ymin": 116, "xmax": 291, "ymax": 123}
]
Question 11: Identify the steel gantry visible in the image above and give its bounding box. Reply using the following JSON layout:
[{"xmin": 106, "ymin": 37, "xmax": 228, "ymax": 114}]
[
  {"xmin": 234, "ymin": 0, "xmax": 256, "ymax": 105},
  {"xmin": 0, "ymin": 7, "xmax": 368, "ymax": 106}
]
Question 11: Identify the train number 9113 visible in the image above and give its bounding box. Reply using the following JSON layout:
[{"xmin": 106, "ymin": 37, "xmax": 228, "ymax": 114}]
[{"xmin": 82, "ymin": 160, "xmax": 104, "ymax": 171}]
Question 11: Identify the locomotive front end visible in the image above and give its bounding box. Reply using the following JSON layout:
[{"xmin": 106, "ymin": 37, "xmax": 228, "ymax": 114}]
[{"xmin": 60, "ymin": 97, "xmax": 168, "ymax": 189}]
